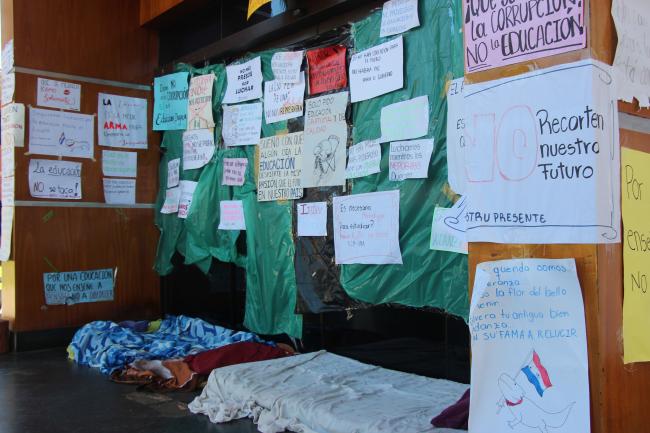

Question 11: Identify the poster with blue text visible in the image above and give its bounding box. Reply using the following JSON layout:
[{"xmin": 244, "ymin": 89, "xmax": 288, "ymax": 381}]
[{"xmin": 153, "ymin": 72, "xmax": 189, "ymax": 130}]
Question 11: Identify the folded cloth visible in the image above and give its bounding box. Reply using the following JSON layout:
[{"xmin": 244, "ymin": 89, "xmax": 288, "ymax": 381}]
[
  {"xmin": 185, "ymin": 341, "xmax": 293, "ymax": 375},
  {"xmin": 111, "ymin": 359, "xmax": 198, "ymax": 391},
  {"xmin": 118, "ymin": 320, "xmax": 150, "ymax": 333},
  {"xmin": 431, "ymin": 388, "xmax": 470, "ymax": 430}
]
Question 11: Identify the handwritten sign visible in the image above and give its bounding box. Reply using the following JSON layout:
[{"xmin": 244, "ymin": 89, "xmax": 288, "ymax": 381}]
[
  {"xmin": 222, "ymin": 158, "xmax": 248, "ymax": 186},
  {"xmin": 257, "ymin": 132, "xmax": 303, "ymax": 202},
  {"xmin": 464, "ymin": 0, "xmax": 585, "ymax": 73},
  {"xmin": 346, "ymin": 139, "xmax": 381, "ymax": 179},
  {"xmin": 469, "ymin": 258, "xmax": 590, "ymax": 433},
  {"xmin": 1, "ymin": 102, "xmax": 25, "ymax": 148},
  {"xmin": 462, "ymin": 60, "xmax": 620, "ymax": 244},
  {"xmin": 223, "ymin": 57, "xmax": 263, "ymax": 104},
  {"xmin": 306, "ymin": 45, "xmax": 348, "ymax": 95},
  {"xmin": 612, "ymin": 0, "xmax": 650, "ymax": 107},
  {"xmin": 183, "ymin": 129, "xmax": 215, "ymax": 170},
  {"xmin": 222, "ymin": 102, "xmax": 263, "ymax": 146},
  {"xmin": 43, "ymin": 268, "xmax": 114, "ymax": 306},
  {"xmin": 446, "ymin": 78, "xmax": 467, "ymax": 195},
  {"xmin": 429, "ymin": 197, "xmax": 467, "ymax": 254},
  {"xmin": 350, "ymin": 36, "xmax": 403, "ymax": 103},
  {"xmin": 2, "ymin": 143, "xmax": 14, "ymax": 206},
  {"xmin": 380, "ymin": 0, "xmax": 420, "ymax": 37},
  {"xmin": 153, "ymin": 72, "xmax": 189, "ymax": 130},
  {"xmin": 161, "ymin": 187, "xmax": 181, "ymax": 214},
  {"xmin": 29, "ymin": 107, "xmax": 94, "ymax": 159},
  {"xmin": 622, "ymin": 147, "xmax": 650, "ymax": 363},
  {"xmin": 37, "ymin": 78, "xmax": 81, "ymax": 111},
  {"xmin": 167, "ymin": 158, "xmax": 180, "ymax": 188},
  {"xmin": 297, "ymin": 202, "xmax": 327, "ymax": 237},
  {"xmin": 0, "ymin": 206, "xmax": 14, "ymax": 261},
  {"xmin": 271, "ymin": 51, "xmax": 304, "ymax": 83},
  {"xmin": 2, "ymin": 39, "xmax": 14, "ymax": 73},
  {"xmin": 102, "ymin": 150, "xmax": 137, "ymax": 178},
  {"xmin": 188, "ymin": 74, "xmax": 215, "ymax": 129},
  {"xmin": 389, "ymin": 138, "xmax": 434, "ymax": 181},
  {"xmin": 218, "ymin": 200, "xmax": 246, "ymax": 230},
  {"xmin": 264, "ymin": 72, "xmax": 305, "ymax": 124},
  {"xmin": 380, "ymin": 95, "xmax": 429, "ymax": 142},
  {"xmin": 2, "ymin": 72, "xmax": 15, "ymax": 106},
  {"xmin": 302, "ymin": 91, "xmax": 348, "ymax": 187},
  {"xmin": 29, "ymin": 159, "xmax": 82, "ymax": 200},
  {"xmin": 103, "ymin": 178, "xmax": 136, "ymax": 205},
  {"xmin": 333, "ymin": 190, "xmax": 402, "ymax": 264},
  {"xmin": 178, "ymin": 180, "xmax": 198, "ymax": 219},
  {"xmin": 98, "ymin": 93, "xmax": 148, "ymax": 149}
]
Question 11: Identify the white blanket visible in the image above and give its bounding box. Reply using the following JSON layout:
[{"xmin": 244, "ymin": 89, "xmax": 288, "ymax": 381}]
[{"xmin": 189, "ymin": 350, "xmax": 468, "ymax": 433}]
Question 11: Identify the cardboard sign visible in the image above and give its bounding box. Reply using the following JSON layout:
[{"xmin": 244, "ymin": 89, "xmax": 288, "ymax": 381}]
[
  {"xmin": 218, "ymin": 200, "xmax": 246, "ymax": 230},
  {"xmin": 257, "ymin": 132, "xmax": 303, "ymax": 202},
  {"xmin": 29, "ymin": 107, "xmax": 94, "ymax": 159},
  {"xmin": 271, "ymin": 51, "xmax": 304, "ymax": 83},
  {"xmin": 346, "ymin": 139, "xmax": 381, "ymax": 179},
  {"xmin": 1, "ymin": 102, "xmax": 25, "ymax": 148},
  {"xmin": 222, "ymin": 158, "xmax": 248, "ymax": 186},
  {"xmin": 264, "ymin": 72, "xmax": 306, "ymax": 124},
  {"xmin": 153, "ymin": 72, "xmax": 189, "ymax": 130},
  {"xmin": 306, "ymin": 45, "xmax": 348, "ymax": 95},
  {"xmin": 380, "ymin": 95, "xmax": 429, "ymax": 142},
  {"xmin": 469, "ymin": 258, "xmax": 590, "ymax": 433},
  {"xmin": 167, "ymin": 158, "xmax": 180, "ymax": 188},
  {"xmin": 177, "ymin": 180, "xmax": 198, "ymax": 219},
  {"xmin": 43, "ymin": 268, "xmax": 114, "ymax": 305},
  {"xmin": 222, "ymin": 102, "xmax": 263, "ymax": 146},
  {"xmin": 98, "ymin": 93, "xmax": 148, "ymax": 149},
  {"xmin": 349, "ymin": 36, "xmax": 404, "ymax": 103},
  {"xmin": 446, "ymin": 78, "xmax": 467, "ymax": 195},
  {"xmin": 464, "ymin": 0, "xmax": 586, "ymax": 73},
  {"xmin": 297, "ymin": 202, "xmax": 327, "ymax": 237},
  {"xmin": 223, "ymin": 57, "xmax": 263, "ymax": 104},
  {"xmin": 103, "ymin": 178, "xmax": 136, "ymax": 205},
  {"xmin": 183, "ymin": 129, "xmax": 215, "ymax": 170},
  {"xmin": 333, "ymin": 190, "xmax": 403, "ymax": 265},
  {"xmin": 161, "ymin": 187, "xmax": 181, "ymax": 214},
  {"xmin": 388, "ymin": 138, "xmax": 434, "ymax": 181},
  {"xmin": 29, "ymin": 159, "xmax": 82, "ymax": 200},
  {"xmin": 37, "ymin": 78, "xmax": 81, "ymax": 111},
  {"xmin": 187, "ymin": 74, "xmax": 215, "ymax": 129},
  {"xmin": 380, "ymin": 0, "xmax": 420, "ymax": 37},
  {"xmin": 102, "ymin": 150, "xmax": 137, "ymax": 178}
]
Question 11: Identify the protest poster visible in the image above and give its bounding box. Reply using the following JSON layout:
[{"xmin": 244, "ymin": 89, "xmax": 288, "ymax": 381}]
[
  {"xmin": 218, "ymin": 200, "xmax": 246, "ymax": 230},
  {"xmin": 98, "ymin": 93, "xmax": 148, "ymax": 149},
  {"xmin": 297, "ymin": 202, "xmax": 327, "ymax": 237},
  {"xmin": 388, "ymin": 138, "xmax": 434, "ymax": 181},
  {"xmin": 306, "ymin": 45, "xmax": 348, "ymax": 95},
  {"xmin": 429, "ymin": 196, "xmax": 468, "ymax": 254},
  {"xmin": 469, "ymin": 258, "xmax": 590, "ymax": 433},
  {"xmin": 43, "ymin": 268, "xmax": 114, "ymax": 305},
  {"xmin": 1, "ymin": 72, "xmax": 14, "ymax": 106},
  {"xmin": 446, "ymin": 78, "xmax": 467, "ymax": 194},
  {"xmin": 1, "ymin": 102, "xmax": 25, "ymax": 147},
  {"xmin": 153, "ymin": 72, "xmax": 189, "ymax": 130},
  {"xmin": 29, "ymin": 159, "xmax": 82, "ymax": 200},
  {"xmin": 222, "ymin": 102, "xmax": 263, "ymax": 146},
  {"xmin": 187, "ymin": 74, "xmax": 215, "ymax": 129},
  {"xmin": 177, "ymin": 180, "xmax": 198, "ymax": 218},
  {"xmin": 271, "ymin": 51, "xmax": 304, "ymax": 83},
  {"xmin": 222, "ymin": 158, "xmax": 248, "ymax": 186},
  {"xmin": 380, "ymin": 0, "xmax": 420, "ymax": 37},
  {"xmin": 464, "ymin": 0, "xmax": 586, "ymax": 73},
  {"xmin": 346, "ymin": 139, "xmax": 381, "ymax": 179},
  {"xmin": 263, "ymin": 72, "xmax": 305, "ymax": 124},
  {"xmin": 333, "ymin": 190, "xmax": 402, "ymax": 264},
  {"xmin": 183, "ymin": 129, "xmax": 215, "ymax": 170},
  {"xmin": 2, "ymin": 39, "xmax": 13, "ymax": 73},
  {"xmin": 257, "ymin": 132, "xmax": 303, "ymax": 202},
  {"xmin": 29, "ymin": 107, "xmax": 94, "ymax": 159},
  {"xmin": 102, "ymin": 150, "xmax": 137, "ymax": 178},
  {"xmin": 380, "ymin": 95, "xmax": 429, "ymax": 142},
  {"xmin": 461, "ymin": 60, "xmax": 620, "ymax": 244},
  {"xmin": 161, "ymin": 187, "xmax": 181, "ymax": 214},
  {"xmin": 349, "ymin": 36, "xmax": 403, "ymax": 103},
  {"xmin": 36, "ymin": 78, "xmax": 81, "ymax": 111},
  {"xmin": 167, "ymin": 158, "xmax": 180, "ymax": 188},
  {"xmin": 223, "ymin": 57, "xmax": 263, "ymax": 104},
  {"xmin": 103, "ymin": 178, "xmax": 136, "ymax": 205}
]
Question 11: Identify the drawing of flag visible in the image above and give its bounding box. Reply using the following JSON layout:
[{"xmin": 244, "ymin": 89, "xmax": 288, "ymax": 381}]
[{"xmin": 521, "ymin": 350, "xmax": 552, "ymax": 397}]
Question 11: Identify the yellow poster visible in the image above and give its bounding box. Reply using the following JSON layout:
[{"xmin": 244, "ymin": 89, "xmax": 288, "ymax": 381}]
[
  {"xmin": 622, "ymin": 147, "xmax": 650, "ymax": 363},
  {"xmin": 247, "ymin": 0, "xmax": 271, "ymax": 19}
]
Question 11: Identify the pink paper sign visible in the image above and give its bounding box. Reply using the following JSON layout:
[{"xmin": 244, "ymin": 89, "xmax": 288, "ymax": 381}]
[
  {"xmin": 464, "ymin": 0, "xmax": 586, "ymax": 73},
  {"xmin": 222, "ymin": 158, "xmax": 248, "ymax": 186}
]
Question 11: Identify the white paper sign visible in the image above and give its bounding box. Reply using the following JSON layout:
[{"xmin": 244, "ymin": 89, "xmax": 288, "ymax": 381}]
[
  {"xmin": 333, "ymin": 190, "xmax": 402, "ymax": 264},
  {"xmin": 37, "ymin": 78, "xmax": 81, "ymax": 111},
  {"xmin": 2, "ymin": 177, "xmax": 14, "ymax": 207},
  {"xmin": 1, "ymin": 143, "xmax": 14, "ymax": 180},
  {"xmin": 98, "ymin": 93, "xmax": 148, "ymax": 149},
  {"xmin": 380, "ymin": 95, "xmax": 429, "ymax": 142},
  {"xmin": 469, "ymin": 258, "xmax": 590, "ymax": 433},
  {"xmin": 258, "ymin": 132, "xmax": 303, "ymax": 202},
  {"xmin": 271, "ymin": 51, "xmax": 304, "ymax": 83},
  {"xmin": 297, "ymin": 202, "xmax": 327, "ymax": 237},
  {"xmin": 446, "ymin": 78, "xmax": 467, "ymax": 194},
  {"xmin": 346, "ymin": 139, "xmax": 381, "ymax": 179},
  {"xmin": 161, "ymin": 187, "xmax": 181, "ymax": 214},
  {"xmin": 103, "ymin": 178, "xmax": 136, "ymax": 205},
  {"xmin": 264, "ymin": 72, "xmax": 305, "ymax": 124},
  {"xmin": 218, "ymin": 200, "xmax": 246, "ymax": 230},
  {"xmin": 183, "ymin": 129, "xmax": 215, "ymax": 170},
  {"xmin": 380, "ymin": 0, "xmax": 420, "ymax": 37},
  {"xmin": 2, "ymin": 72, "xmax": 15, "ymax": 106},
  {"xmin": 223, "ymin": 57, "xmax": 263, "ymax": 104},
  {"xmin": 177, "ymin": 180, "xmax": 198, "ymax": 219},
  {"xmin": 612, "ymin": 0, "xmax": 650, "ymax": 107},
  {"xmin": 102, "ymin": 150, "xmax": 137, "ymax": 178},
  {"xmin": 2, "ymin": 40, "xmax": 14, "ymax": 73},
  {"xmin": 463, "ymin": 60, "xmax": 620, "ymax": 244},
  {"xmin": 167, "ymin": 158, "xmax": 180, "ymax": 188},
  {"xmin": 350, "ymin": 36, "xmax": 404, "ymax": 103},
  {"xmin": 305, "ymin": 91, "xmax": 348, "ymax": 125},
  {"xmin": 222, "ymin": 102, "xmax": 263, "ymax": 146},
  {"xmin": 29, "ymin": 107, "xmax": 94, "ymax": 159},
  {"xmin": 188, "ymin": 74, "xmax": 215, "ymax": 129},
  {"xmin": 29, "ymin": 159, "xmax": 82, "ymax": 200},
  {"xmin": 429, "ymin": 197, "xmax": 467, "ymax": 254},
  {"xmin": 222, "ymin": 158, "xmax": 248, "ymax": 186},
  {"xmin": 0, "ymin": 205, "xmax": 14, "ymax": 261},
  {"xmin": 389, "ymin": 138, "xmax": 434, "ymax": 181},
  {"xmin": 1, "ymin": 102, "xmax": 25, "ymax": 148}
]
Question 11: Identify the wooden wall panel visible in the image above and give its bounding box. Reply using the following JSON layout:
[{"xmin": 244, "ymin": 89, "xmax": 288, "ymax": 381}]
[{"xmin": 140, "ymin": 0, "xmax": 185, "ymax": 26}]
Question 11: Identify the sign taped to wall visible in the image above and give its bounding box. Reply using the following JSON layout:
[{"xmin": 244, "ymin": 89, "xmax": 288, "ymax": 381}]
[
  {"xmin": 349, "ymin": 36, "xmax": 404, "ymax": 103},
  {"xmin": 29, "ymin": 159, "xmax": 82, "ymax": 200},
  {"xmin": 153, "ymin": 72, "xmax": 189, "ymax": 130},
  {"xmin": 257, "ymin": 132, "xmax": 303, "ymax": 202},
  {"xmin": 29, "ymin": 107, "xmax": 94, "ymax": 159},
  {"xmin": 43, "ymin": 268, "xmax": 114, "ymax": 305},
  {"xmin": 223, "ymin": 57, "xmax": 263, "ymax": 104},
  {"xmin": 37, "ymin": 78, "xmax": 81, "ymax": 111},
  {"xmin": 98, "ymin": 93, "xmax": 148, "ymax": 149}
]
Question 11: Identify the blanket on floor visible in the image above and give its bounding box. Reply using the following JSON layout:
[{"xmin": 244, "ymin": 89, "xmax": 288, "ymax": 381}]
[
  {"xmin": 69, "ymin": 315, "xmax": 264, "ymax": 374},
  {"xmin": 189, "ymin": 350, "xmax": 469, "ymax": 433}
]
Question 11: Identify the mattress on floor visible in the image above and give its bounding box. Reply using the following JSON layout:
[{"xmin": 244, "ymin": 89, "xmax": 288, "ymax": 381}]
[{"xmin": 189, "ymin": 350, "xmax": 468, "ymax": 433}]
